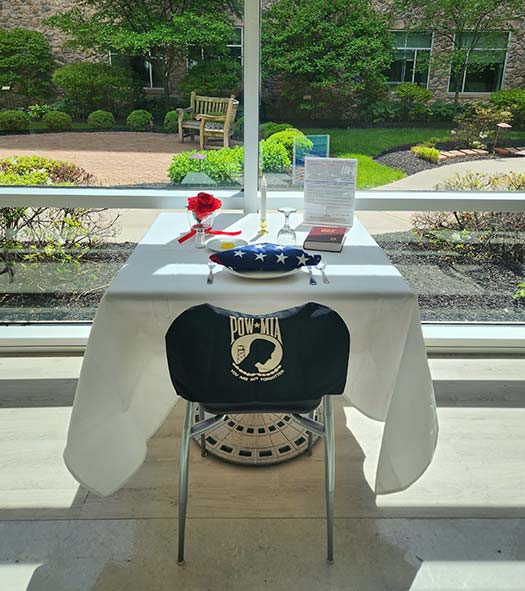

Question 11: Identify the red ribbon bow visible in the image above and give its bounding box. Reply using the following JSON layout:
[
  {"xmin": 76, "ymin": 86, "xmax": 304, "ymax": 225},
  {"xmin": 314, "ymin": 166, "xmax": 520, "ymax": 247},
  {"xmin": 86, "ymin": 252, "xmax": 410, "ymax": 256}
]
[{"xmin": 178, "ymin": 226, "xmax": 242, "ymax": 244}]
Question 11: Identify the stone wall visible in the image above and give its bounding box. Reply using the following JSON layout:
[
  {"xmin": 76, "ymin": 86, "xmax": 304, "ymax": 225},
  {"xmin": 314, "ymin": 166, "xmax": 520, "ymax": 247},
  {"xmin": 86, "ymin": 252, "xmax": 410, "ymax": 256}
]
[
  {"xmin": 0, "ymin": 0, "xmax": 91, "ymax": 66},
  {"xmin": 2, "ymin": 0, "xmax": 524, "ymax": 101}
]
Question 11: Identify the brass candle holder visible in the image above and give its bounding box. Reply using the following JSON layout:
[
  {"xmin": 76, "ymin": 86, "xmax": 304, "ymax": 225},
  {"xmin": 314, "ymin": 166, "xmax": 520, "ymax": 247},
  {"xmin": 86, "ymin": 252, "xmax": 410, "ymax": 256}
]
[{"xmin": 259, "ymin": 218, "xmax": 269, "ymax": 235}]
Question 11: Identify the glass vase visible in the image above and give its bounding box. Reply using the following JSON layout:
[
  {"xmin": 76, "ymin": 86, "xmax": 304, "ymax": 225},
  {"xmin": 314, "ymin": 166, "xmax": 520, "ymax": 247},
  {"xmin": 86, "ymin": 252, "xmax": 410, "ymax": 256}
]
[{"xmin": 186, "ymin": 209, "xmax": 217, "ymax": 249}]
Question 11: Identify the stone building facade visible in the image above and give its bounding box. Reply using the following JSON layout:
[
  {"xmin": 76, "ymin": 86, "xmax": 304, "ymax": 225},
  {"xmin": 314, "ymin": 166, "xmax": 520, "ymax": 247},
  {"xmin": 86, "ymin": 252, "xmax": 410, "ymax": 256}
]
[
  {"xmin": 1, "ymin": 0, "xmax": 524, "ymax": 101},
  {"xmin": 0, "ymin": 0, "xmax": 89, "ymax": 66}
]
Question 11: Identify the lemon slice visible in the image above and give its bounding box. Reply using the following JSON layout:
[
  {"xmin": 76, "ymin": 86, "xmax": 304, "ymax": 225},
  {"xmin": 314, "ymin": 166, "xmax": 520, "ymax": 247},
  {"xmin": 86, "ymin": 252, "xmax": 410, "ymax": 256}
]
[{"xmin": 220, "ymin": 241, "xmax": 236, "ymax": 250}]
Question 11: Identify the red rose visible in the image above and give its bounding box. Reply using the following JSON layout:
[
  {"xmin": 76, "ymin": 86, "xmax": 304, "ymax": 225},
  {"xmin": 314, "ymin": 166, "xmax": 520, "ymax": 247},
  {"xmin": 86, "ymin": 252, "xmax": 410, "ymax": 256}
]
[{"xmin": 187, "ymin": 192, "xmax": 222, "ymax": 221}]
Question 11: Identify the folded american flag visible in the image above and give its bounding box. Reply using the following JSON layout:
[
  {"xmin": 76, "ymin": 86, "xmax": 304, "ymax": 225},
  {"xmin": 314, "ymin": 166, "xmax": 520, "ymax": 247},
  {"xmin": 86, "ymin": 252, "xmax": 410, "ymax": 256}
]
[{"xmin": 210, "ymin": 243, "xmax": 322, "ymax": 272}]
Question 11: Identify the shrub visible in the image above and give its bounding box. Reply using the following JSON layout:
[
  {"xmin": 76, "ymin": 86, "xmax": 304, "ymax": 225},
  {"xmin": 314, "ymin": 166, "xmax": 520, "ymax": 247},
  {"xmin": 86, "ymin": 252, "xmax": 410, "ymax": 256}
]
[
  {"xmin": 27, "ymin": 104, "xmax": 51, "ymax": 120},
  {"xmin": 490, "ymin": 89, "xmax": 525, "ymax": 126},
  {"xmin": 429, "ymin": 100, "xmax": 465, "ymax": 122},
  {"xmin": 260, "ymin": 140, "xmax": 291, "ymax": 173},
  {"xmin": 135, "ymin": 95, "xmax": 183, "ymax": 122},
  {"xmin": 87, "ymin": 109, "xmax": 115, "ymax": 129},
  {"xmin": 0, "ymin": 155, "xmax": 94, "ymax": 185},
  {"xmin": 396, "ymin": 83, "xmax": 432, "ymax": 120},
  {"xmin": 179, "ymin": 60, "xmax": 242, "ymax": 99},
  {"xmin": 0, "ymin": 110, "xmax": 30, "ymax": 131},
  {"xmin": 167, "ymin": 142, "xmax": 289, "ymax": 184},
  {"xmin": 127, "ymin": 109, "xmax": 153, "ymax": 131},
  {"xmin": 452, "ymin": 102, "xmax": 512, "ymax": 149},
  {"xmin": 363, "ymin": 98, "xmax": 403, "ymax": 123},
  {"xmin": 0, "ymin": 155, "xmax": 112, "ymax": 283},
  {"xmin": 233, "ymin": 115, "xmax": 244, "ymax": 140},
  {"xmin": 42, "ymin": 110, "xmax": 73, "ymax": 131},
  {"xmin": 164, "ymin": 110, "xmax": 179, "ymax": 132},
  {"xmin": 410, "ymin": 171, "xmax": 525, "ymax": 264},
  {"xmin": 201, "ymin": 146, "xmax": 244, "ymax": 183},
  {"xmin": 265, "ymin": 129, "xmax": 313, "ymax": 159},
  {"xmin": 259, "ymin": 122, "xmax": 293, "ymax": 139},
  {"xmin": 52, "ymin": 63, "xmax": 142, "ymax": 119},
  {"xmin": 0, "ymin": 28, "xmax": 53, "ymax": 100},
  {"xmin": 435, "ymin": 171, "xmax": 525, "ymax": 192},
  {"xmin": 411, "ymin": 145, "xmax": 440, "ymax": 163},
  {"xmin": 168, "ymin": 147, "xmax": 243, "ymax": 184},
  {"xmin": 514, "ymin": 282, "xmax": 525, "ymax": 301},
  {"xmin": 167, "ymin": 152, "xmax": 201, "ymax": 184}
]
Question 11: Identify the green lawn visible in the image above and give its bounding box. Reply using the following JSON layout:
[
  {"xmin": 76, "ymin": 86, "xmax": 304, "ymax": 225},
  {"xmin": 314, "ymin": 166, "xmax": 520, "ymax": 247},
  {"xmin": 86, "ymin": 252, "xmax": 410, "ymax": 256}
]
[
  {"xmin": 303, "ymin": 127, "xmax": 452, "ymax": 157},
  {"xmin": 338, "ymin": 153, "xmax": 405, "ymax": 189}
]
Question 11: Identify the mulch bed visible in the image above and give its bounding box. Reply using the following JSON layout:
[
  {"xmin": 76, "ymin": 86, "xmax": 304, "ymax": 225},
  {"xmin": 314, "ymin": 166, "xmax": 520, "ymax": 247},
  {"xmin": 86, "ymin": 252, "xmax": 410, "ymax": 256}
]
[
  {"xmin": 376, "ymin": 232, "xmax": 525, "ymax": 322},
  {"xmin": 0, "ymin": 235, "xmax": 523, "ymax": 323},
  {"xmin": 376, "ymin": 149, "xmax": 490, "ymax": 176}
]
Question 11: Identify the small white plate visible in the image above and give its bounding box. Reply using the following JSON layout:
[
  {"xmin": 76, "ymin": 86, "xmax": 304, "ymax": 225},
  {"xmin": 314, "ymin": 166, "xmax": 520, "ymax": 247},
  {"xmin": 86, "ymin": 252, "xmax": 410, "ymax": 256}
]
[
  {"xmin": 206, "ymin": 238, "xmax": 248, "ymax": 252},
  {"xmin": 224, "ymin": 268, "xmax": 300, "ymax": 280}
]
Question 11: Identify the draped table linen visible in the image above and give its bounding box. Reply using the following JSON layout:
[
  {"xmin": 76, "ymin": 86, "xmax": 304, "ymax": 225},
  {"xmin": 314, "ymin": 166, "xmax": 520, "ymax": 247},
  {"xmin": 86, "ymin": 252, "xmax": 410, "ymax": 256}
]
[{"xmin": 64, "ymin": 212, "xmax": 438, "ymax": 496}]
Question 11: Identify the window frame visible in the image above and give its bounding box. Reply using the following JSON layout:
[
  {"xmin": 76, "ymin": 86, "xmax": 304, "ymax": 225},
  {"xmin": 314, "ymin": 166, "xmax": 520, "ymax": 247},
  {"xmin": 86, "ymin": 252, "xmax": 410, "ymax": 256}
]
[
  {"xmin": 447, "ymin": 31, "xmax": 510, "ymax": 95},
  {"xmin": 108, "ymin": 50, "xmax": 163, "ymax": 90},
  {"xmin": 0, "ymin": 2, "xmax": 524, "ymax": 350},
  {"xmin": 387, "ymin": 31, "xmax": 433, "ymax": 89}
]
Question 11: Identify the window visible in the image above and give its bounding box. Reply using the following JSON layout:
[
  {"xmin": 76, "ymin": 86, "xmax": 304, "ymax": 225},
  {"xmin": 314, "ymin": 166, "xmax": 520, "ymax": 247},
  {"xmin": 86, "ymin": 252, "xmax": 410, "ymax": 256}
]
[
  {"xmin": 188, "ymin": 26, "xmax": 244, "ymax": 67},
  {"xmin": 228, "ymin": 26, "xmax": 244, "ymax": 63},
  {"xmin": 448, "ymin": 32, "xmax": 509, "ymax": 93},
  {"xmin": 109, "ymin": 52, "xmax": 163, "ymax": 89},
  {"xmin": 387, "ymin": 32, "xmax": 432, "ymax": 88}
]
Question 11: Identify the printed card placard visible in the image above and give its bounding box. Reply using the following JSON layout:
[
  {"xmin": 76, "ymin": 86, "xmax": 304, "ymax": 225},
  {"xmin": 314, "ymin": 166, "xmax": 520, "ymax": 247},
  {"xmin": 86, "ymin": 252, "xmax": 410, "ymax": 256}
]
[{"xmin": 303, "ymin": 157, "xmax": 357, "ymax": 227}]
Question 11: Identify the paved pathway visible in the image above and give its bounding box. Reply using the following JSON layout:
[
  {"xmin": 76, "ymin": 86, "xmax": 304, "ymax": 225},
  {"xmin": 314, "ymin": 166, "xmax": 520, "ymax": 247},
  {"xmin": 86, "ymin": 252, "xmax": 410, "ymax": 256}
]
[
  {"xmin": 0, "ymin": 132, "xmax": 199, "ymax": 186},
  {"xmin": 379, "ymin": 156, "xmax": 525, "ymax": 190}
]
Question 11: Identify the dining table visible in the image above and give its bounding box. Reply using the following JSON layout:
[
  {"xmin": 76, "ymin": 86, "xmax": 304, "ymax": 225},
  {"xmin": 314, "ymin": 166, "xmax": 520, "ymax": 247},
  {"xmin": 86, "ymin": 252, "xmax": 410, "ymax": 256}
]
[{"xmin": 64, "ymin": 211, "xmax": 438, "ymax": 497}]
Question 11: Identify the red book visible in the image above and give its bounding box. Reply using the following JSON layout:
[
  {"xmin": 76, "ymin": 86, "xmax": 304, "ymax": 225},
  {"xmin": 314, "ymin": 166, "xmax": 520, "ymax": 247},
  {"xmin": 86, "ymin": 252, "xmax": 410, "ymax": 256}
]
[{"xmin": 303, "ymin": 226, "xmax": 347, "ymax": 252}]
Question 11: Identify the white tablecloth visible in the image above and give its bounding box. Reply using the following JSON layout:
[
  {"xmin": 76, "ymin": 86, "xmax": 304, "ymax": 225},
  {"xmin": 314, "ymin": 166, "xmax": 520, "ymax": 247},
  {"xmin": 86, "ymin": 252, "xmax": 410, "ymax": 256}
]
[{"xmin": 64, "ymin": 212, "xmax": 438, "ymax": 496}]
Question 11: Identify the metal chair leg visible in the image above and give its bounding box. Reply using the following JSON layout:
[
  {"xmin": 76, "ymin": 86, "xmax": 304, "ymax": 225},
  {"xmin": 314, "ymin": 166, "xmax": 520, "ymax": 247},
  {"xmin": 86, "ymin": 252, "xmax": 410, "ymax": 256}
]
[
  {"xmin": 178, "ymin": 401, "xmax": 193, "ymax": 565},
  {"xmin": 306, "ymin": 409, "xmax": 315, "ymax": 455},
  {"xmin": 323, "ymin": 395, "xmax": 335, "ymax": 564},
  {"xmin": 199, "ymin": 404, "xmax": 207, "ymax": 456}
]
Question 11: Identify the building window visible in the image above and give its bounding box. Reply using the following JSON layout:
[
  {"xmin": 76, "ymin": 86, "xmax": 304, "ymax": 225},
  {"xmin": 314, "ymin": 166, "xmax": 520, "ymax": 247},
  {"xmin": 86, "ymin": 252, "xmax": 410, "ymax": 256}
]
[
  {"xmin": 109, "ymin": 53, "xmax": 163, "ymax": 89},
  {"xmin": 448, "ymin": 32, "xmax": 509, "ymax": 94},
  {"xmin": 228, "ymin": 26, "xmax": 244, "ymax": 63},
  {"xmin": 188, "ymin": 26, "xmax": 244, "ymax": 67},
  {"xmin": 388, "ymin": 32, "xmax": 432, "ymax": 88}
]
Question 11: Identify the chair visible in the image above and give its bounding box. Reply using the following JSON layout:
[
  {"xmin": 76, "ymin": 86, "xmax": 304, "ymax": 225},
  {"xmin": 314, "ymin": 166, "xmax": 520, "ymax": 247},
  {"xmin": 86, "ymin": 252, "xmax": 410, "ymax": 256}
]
[
  {"xmin": 165, "ymin": 302, "xmax": 350, "ymax": 564},
  {"xmin": 176, "ymin": 92, "xmax": 239, "ymax": 150}
]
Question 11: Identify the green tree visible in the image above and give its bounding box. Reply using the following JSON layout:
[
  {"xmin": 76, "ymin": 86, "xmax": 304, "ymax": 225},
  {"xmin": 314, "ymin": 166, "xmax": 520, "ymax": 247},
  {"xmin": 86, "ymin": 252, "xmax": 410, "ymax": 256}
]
[
  {"xmin": 261, "ymin": 0, "xmax": 393, "ymax": 119},
  {"xmin": 0, "ymin": 28, "xmax": 54, "ymax": 101},
  {"xmin": 395, "ymin": 0, "xmax": 524, "ymax": 103},
  {"xmin": 47, "ymin": 0, "xmax": 241, "ymax": 109}
]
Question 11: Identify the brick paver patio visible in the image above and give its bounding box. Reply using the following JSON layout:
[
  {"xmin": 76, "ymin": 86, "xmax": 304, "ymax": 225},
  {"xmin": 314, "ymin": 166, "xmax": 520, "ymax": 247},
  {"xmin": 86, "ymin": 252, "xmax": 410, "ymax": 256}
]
[{"xmin": 0, "ymin": 132, "xmax": 199, "ymax": 186}]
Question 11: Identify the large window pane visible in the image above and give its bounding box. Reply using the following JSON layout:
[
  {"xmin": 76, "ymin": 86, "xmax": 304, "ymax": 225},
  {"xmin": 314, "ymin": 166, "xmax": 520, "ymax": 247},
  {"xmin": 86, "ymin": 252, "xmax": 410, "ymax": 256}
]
[
  {"xmin": 388, "ymin": 32, "xmax": 432, "ymax": 87},
  {"xmin": 448, "ymin": 32, "xmax": 509, "ymax": 93},
  {"xmin": 370, "ymin": 212, "xmax": 525, "ymax": 323},
  {"xmin": 0, "ymin": 3, "xmax": 244, "ymax": 191}
]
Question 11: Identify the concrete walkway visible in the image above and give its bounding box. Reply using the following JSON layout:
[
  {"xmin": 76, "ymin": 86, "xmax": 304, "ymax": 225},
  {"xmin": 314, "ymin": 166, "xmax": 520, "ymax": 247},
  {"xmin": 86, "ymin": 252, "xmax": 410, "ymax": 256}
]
[{"xmin": 380, "ymin": 156, "xmax": 525, "ymax": 190}]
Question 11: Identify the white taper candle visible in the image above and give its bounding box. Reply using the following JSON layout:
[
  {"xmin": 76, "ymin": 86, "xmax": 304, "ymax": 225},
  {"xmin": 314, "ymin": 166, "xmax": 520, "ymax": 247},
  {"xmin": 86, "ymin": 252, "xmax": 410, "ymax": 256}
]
[{"xmin": 260, "ymin": 175, "xmax": 267, "ymax": 222}]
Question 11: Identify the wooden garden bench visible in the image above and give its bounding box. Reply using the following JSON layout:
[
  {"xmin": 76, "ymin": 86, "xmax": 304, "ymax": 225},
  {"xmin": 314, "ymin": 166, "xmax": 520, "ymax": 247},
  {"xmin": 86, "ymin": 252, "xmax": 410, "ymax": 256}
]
[{"xmin": 177, "ymin": 92, "xmax": 239, "ymax": 150}]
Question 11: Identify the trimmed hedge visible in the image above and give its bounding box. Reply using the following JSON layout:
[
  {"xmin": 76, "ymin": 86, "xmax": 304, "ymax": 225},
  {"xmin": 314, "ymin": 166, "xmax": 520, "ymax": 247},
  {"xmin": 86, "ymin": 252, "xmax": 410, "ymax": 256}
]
[
  {"xmin": 87, "ymin": 110, "xmax": 115, "ymax": 129},
  {"xmin": 0, "ymin": 110, "xmax": 31, "ymax": 131},
  {"xmin": 164, "ymin": 110, "xmax": 179, "ymax": 132},
  {"xmin": 127, "ymin": 109, "xmax": 153, "ymax": 131},
  {"xmin": 42, "ymin": 111, "xmax": 73, "ymax": 131}
]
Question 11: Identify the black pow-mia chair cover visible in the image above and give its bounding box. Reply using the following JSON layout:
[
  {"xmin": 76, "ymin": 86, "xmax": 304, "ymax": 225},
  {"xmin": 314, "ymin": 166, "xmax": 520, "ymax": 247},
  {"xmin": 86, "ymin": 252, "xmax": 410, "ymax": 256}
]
[
  {"xmin": 165, "ymin": 302, "xmax": 350, "ymax": 565},
  {"xmin": 166, "ymin": 302, "xmax": 350, "ymax": 412}
]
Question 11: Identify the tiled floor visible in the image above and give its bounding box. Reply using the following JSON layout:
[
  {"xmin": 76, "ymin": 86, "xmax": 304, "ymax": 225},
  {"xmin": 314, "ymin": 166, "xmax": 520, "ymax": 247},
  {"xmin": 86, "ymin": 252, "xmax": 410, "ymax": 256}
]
[{"xmin": 1, "ymin": 355, "xmax": 525, "ymax": 590}]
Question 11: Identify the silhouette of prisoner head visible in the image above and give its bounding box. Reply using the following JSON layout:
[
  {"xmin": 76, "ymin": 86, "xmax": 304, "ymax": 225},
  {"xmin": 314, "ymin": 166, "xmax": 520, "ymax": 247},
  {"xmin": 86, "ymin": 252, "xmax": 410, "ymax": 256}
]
[{"xmin": 239, "ymin": 338, "xmax": 276, "ymax": 373}]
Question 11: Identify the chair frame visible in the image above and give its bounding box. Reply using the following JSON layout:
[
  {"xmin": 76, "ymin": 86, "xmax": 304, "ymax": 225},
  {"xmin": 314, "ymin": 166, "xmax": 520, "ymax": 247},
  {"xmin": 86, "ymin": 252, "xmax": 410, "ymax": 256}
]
[
  {"xmin": 177, "ymin": 395, "xmax": 335, "ymax": 565},
  {"xmin": 176, "ymin": 92, "xmax": 239, "ymax": 150}
]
